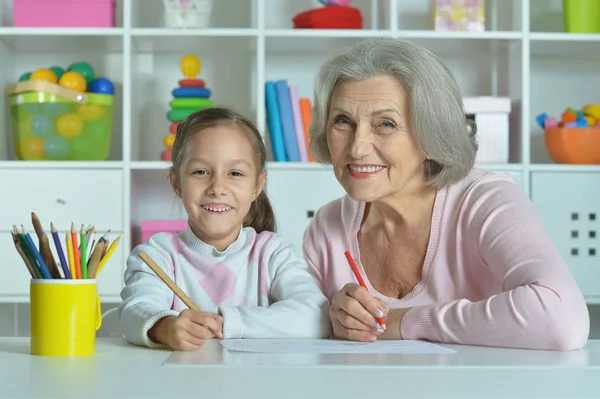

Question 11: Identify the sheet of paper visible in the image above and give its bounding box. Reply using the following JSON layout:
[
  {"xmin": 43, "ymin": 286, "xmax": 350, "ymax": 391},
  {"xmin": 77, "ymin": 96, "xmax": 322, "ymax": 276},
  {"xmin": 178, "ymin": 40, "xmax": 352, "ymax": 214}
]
[{"xmin": 220, "ymin": 339, "xmax": 455, "ymax": 354}]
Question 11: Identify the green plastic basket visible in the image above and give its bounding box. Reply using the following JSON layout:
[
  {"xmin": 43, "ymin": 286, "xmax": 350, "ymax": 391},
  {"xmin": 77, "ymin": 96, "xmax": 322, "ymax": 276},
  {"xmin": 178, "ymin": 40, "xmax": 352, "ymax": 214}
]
[{"xmin": 7, "ymin": 82, "xmax": 114, "ymax": 161}]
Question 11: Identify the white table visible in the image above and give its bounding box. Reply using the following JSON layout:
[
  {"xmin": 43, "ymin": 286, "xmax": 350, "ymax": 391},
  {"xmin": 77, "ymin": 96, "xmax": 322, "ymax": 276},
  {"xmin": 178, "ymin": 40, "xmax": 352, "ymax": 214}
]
[{"xmin": 0, "ymin": 337, "xmax": 599, "ymax": 399}]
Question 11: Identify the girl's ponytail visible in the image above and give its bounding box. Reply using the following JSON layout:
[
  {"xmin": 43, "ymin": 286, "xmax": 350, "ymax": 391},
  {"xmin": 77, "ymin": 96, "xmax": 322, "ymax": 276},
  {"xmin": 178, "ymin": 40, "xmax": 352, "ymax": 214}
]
[{"xmin": 244, "ymin": 190, "xmax": 276, "ymax": 233}]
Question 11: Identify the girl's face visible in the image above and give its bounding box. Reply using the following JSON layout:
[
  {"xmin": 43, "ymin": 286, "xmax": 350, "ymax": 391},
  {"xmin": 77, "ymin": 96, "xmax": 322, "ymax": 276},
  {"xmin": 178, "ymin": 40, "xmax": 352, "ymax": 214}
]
[{"xmin": 171, "ymin": 125, "xmax": 265, "ymax": 251}]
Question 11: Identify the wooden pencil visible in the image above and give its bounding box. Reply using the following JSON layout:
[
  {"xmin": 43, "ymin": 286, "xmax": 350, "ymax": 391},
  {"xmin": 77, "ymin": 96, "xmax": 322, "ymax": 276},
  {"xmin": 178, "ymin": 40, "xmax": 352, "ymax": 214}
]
[
  {"xmin": 95, "ymin": 235, "xmax": 121, "ymax": 277},
  {"xmin": 31, "ymin": 212, "xmax": 62, "ymax": 279},
  {"xmin": 138, "ymin": 251, "xmax": 202, "ymax": 312},
  {"xmin": 11, "ymin": 231, "xmax": 37, "ymax": 278},
  {"xmin": 71, "ymin": 222, "xmax": 81, "ymax": 279},
  {"xmin": 50, "ymin": 223, "xmax": 71, "ymax": 279},
  {"xmin": 14, "ymin": 225, "xmax": 42, "ymax": 278},
  {"xmin": 80, "ymin": 224, "xmax": 87, "ymax": 279},
  {"xmin": 86, "ymin": 238, "xmax": 105, "ymax": 279}
]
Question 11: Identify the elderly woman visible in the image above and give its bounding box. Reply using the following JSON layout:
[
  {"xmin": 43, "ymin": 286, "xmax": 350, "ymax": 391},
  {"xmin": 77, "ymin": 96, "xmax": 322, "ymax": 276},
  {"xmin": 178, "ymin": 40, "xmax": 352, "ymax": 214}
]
[{"xmin": 302, "ymin": 37, "xmax": 590, "ymax": 350}]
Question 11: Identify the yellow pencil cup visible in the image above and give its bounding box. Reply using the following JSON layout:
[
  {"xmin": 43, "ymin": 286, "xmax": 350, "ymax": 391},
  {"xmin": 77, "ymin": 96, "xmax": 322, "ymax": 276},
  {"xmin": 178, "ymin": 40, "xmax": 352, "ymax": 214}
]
[{"xmin": 30, "ymin": 279, "xmax": 102, "ymax": 357}]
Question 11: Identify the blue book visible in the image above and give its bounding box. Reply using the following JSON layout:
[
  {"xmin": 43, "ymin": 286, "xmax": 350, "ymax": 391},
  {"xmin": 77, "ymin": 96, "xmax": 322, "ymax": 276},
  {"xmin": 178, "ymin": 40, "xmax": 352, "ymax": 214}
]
[
  {"xmin": 265, "ymin": 81, "xmax": 287, "ymax": 162},
  {"xmin": 275, "ymin": 80, "xmax": 300, "ymax": 162}
]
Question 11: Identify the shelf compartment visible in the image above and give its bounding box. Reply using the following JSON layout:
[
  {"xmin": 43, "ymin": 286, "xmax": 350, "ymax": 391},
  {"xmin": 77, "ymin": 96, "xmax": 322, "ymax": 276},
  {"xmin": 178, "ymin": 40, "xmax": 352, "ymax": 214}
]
[{"xmin": 0, "ymin": 29, "xmax": 124, "ymax": 53}]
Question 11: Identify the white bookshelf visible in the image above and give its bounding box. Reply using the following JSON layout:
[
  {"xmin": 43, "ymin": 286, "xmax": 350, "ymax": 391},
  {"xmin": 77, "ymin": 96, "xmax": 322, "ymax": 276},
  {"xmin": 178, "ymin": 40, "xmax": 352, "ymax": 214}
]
[{"xmin": 0, "ymin": 0, "xmax": 599, "ymax": 304}]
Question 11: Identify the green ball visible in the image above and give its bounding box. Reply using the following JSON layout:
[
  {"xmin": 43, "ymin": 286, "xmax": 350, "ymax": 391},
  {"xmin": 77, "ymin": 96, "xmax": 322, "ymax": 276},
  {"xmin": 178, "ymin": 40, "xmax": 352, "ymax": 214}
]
[
  {"xmin": 84, "ymin": 119, "xmax": 111, "ymax": 142},
  {"xmin": 70, "ymin": 135, "xmax": 105, "ymax": 160},
  {"xmin": 67, "ymin": 62, "xmax": 95, "ymax": 86},
  {"xmin": 49, "ymin": 66, "xmax": 65, "ymax": 80},
  {"xmin": 18, "ymin": 72, "xmax": 31, "ymax": 82}
]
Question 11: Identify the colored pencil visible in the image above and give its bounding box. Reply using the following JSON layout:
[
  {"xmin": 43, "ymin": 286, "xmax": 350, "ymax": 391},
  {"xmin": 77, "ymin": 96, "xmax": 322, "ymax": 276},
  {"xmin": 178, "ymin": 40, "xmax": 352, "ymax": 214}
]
[
  {"xmin": 86, "ymin": 238, "xmax": 105, "ymax": 279},
  {"xmin": 80, "ymin": 224, "xmax": 88, "ymax": 279},
  {"xmin": 14, "ymin": 225, "xmax": 42, "ymax": 278},
  {"xmin": 344, "ymin": 251, "xmax": 386, "ymax": 331},
  {"xmin": 22, "ymin": 226, "xmax": 52, "ymax": 279},
  {"xmin": 71, "ymin": 223, "xmax": 81, "ymax": 279},
  {"xmin": 31, "ymin": 212, "xmax": 62, "ymax": 279},
  {"xmin": 66, "ymin": 230, "xmax": 75, "ymax": 280},
  {"xmin": 50, "ymin": 223, "xmax": 71, "ymax": 279},
  {"xmin": 95, "ymin": 235, "xmax": 121, "ymax": 278},
  {"xmin": 11, "ymin": 231, "xmax": 37, "ymax": 278}
]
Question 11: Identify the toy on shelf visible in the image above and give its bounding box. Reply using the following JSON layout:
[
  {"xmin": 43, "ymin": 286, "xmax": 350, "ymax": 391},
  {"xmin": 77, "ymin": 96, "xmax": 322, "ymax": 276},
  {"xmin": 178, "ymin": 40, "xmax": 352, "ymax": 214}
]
[
  {"xmin": 163, "ymin": 0, "xmax": 213, "ymax": 28},
  {"xmin": 293, "ymin": 0, "xmax": 362, "ymax": 29},
  {"xmin": 431, "ymin": 0, "xmax": 485, "ymax": 32},
  {"xmin": 536, "ymin": 104, "xmax": 600, "ymax": 165},
  {"xmin": 7, "ymin": 61, "xmax": 115, "ymax": 161},
  {"xmin": 162, "ymin": 54, "xmax": 213, "ymax": 161}
]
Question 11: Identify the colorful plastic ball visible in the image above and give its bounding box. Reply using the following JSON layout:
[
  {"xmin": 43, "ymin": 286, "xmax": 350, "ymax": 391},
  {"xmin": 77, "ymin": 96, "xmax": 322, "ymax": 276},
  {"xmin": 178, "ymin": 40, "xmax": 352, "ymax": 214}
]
[
  {"xmin": 163, "ymin": 134, "xmax": 176, "ymax": 149},
  {"xmin": 78, "ymin": 103, "xmax": 106, "ymax": 121},
  {"xmin": 49, "ymin": 66, "xmax": 65, "ymax": 80},
  {"xmin": 59, "ymin": 71, "xmax": 87, "ymax": 92},
  {"xmin": 84, "ymin": 119, "xmax": 110, "ymax": 141},
  {"xmin": 68, "ymin": 62, "xmax": 95, "ymax": 86},
  {"xmin": 161, "ymin": 149, "xmax": 172, "ymax": 161},
  {"xmin": 22, "ymin": 103, "xmax": 42, "ymax": 116},
  {"xmin": 29, "ymin": 113, "xmax": 55, "ymax": 138},
  {"xmin": 19, "ymin": 137, "xmax": 46, "ymax": 160},
  {"xmin": 30, "ymin": 68, "xmax": 58, "ymax": 83},
  {"xmin": 56, "ymin": 113, "xmax": 84, "ymax": 139},
  {"xmin": 89, "ymin": 77, "xmax": 114, "ymax": 95},
  {"xmin": 44, "ymin": 135, "xmax": 70, "ymax": 160},
  {"xmin": 18, "ymin": 72, "xmax": 31, "ymax": 82},
  {"xmin": 180, "ymin": 54, "xmax": 201, "ymax": 79},
  {"xmin": 70, "ymin": 135, "xmax": 103, "ymax": 160}
]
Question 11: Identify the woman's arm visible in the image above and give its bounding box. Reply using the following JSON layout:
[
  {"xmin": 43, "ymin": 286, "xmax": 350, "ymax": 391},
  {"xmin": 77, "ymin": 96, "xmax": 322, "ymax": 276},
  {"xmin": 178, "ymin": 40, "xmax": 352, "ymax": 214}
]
[
  {"xmin": 218, "ymin": 235, "xmax": 332, "ymax": 339},
  {"xmin": 400, "ymin": 178, "xmax": 590, "ymax": 350}
]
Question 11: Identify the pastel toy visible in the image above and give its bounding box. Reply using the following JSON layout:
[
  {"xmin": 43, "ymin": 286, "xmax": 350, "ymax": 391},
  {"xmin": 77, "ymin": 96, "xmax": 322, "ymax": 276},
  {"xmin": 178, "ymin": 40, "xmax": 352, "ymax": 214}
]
[
  {"xmin": 89, "ymin": 77, "xmax": 115, "ymax": 95},
  {"xmin": 49, "ymin": 65, "xmax": 65, "ymax": 80},
  {"xmin": 59, "ymin": 71, "xmax": 87, "ymax": 92},
  {"xmin": 180, "ymin": 54, "xmax": 201, "ymax": 79},
  {"xmin": 68, "ymin": 62, "xmax": 96, "ymax": 86},
  {"xmin": 583, "ymin": 103, "xmax": 600, "ymax": 119},
  {"xmin": 179, "ymin": 79, "xmax": 205, "ymax": 88},
  {"xmin": 543, "ymin": 116, "xmax": 557, "ymax": 129},
  {"xmin": 170, "ymin": 98, "xmax": 213, "ymax": 109},
  {"xmin": 561, "ymin": 109, "xmax": 577, "ymax": 123},
  {"xmin": 172, "ymin": 87, "xmax": 212, "ymax": 98},
  {"xmin": 31, "ymin": 68, "xmax": 58, "ymax": 83},
  {"xmin": 167, "ymin": 108, "xmax": 203, "ymax": 122},
  {"xmin": 18, "ymin": 72, "xmax": 32, "ymax": 82},
  {"xmin": 162, "ymin": 54, "xmax": 214, "ymax": 160}
]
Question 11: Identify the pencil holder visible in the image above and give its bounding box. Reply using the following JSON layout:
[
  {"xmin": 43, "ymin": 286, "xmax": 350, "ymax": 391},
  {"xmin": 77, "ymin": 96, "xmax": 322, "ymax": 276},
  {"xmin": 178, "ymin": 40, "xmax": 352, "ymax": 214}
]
[{"xmin": 30, "ymin": 279, "xmax": 102, "ymax": 357}]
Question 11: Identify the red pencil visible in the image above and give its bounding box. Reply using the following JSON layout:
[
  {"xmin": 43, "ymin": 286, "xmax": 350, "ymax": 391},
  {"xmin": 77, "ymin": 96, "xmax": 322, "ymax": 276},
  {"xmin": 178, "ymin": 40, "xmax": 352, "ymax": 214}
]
[{"xmin": 344, "ymin": 251, "xmax": 387, "ymax": 331}]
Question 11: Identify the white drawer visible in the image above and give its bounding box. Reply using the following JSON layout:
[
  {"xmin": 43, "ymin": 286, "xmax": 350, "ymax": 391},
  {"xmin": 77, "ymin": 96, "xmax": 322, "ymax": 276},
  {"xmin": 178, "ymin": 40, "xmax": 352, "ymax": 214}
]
[
  {"xmin": 266, "ymin": 167, "xmax": 347, "ymax": 255},
  {"xmin": 0, "ymin": 169, "xmax": 123, "ymax": 232},
  {"xmin": 0, "ymin": 231, "xmax": 125, "ymax": 298}
]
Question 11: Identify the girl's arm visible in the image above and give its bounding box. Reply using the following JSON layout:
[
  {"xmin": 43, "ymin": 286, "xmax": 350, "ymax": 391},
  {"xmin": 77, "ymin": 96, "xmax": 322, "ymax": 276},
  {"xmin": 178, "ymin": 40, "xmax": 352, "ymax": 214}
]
[
  {"xmin": 218, "ymin": 235, "xmax": 332, "ymax": 339},
  {"xmin": 399, "ymin": 178, "xmax": 590, "ymax": 350},
  {"xmin": 118, "ymin": 241, "xmax": 180, "ymax": 348}
]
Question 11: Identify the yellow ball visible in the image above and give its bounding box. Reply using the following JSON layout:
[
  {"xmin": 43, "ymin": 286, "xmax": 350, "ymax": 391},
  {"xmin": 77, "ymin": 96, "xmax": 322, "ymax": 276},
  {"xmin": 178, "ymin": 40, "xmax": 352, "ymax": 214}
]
[
  {"xmin": 59, "ymin": 71, "xmax": 87, "ymax": 92},
  {"xmin": 56, "ymin": 113, "xmax": 84, "ymax": 139},
  {"xmin": 19, "ymin": 137, "xmax": 46, "ymax": 160},
  {"xmin": 78, "ymin": 103, "xmax": 106, "ymax": 121},
  {"xmin": 180, "ymin": 54, "xmax": 201, "ymax": 79},
  {"xmin": 30, "ymin": 68, "xmax": 58, "ymax": 83},
  {"xmin": 163, "ymin": 133, "xmax": 176, "ymax": 149}
]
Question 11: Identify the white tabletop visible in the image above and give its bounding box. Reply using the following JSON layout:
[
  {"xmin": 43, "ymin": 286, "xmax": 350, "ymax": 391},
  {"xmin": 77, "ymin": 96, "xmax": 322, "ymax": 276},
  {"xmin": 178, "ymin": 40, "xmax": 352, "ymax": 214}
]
[{"xmin": 0, "ymin": 337, "xmax": 599, "ymax": 399}]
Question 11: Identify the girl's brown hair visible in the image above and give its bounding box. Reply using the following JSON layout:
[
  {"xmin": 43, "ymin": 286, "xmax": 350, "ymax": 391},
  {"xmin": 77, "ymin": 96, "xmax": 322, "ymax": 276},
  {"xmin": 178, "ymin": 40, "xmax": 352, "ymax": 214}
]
[{"xmin": 170, "ymin": 107, "xmax": 276, "ymax": 233}]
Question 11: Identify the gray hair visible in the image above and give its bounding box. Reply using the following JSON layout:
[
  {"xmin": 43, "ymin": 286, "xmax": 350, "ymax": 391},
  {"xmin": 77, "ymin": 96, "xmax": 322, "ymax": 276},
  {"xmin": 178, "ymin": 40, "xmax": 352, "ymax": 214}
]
[{"xmin": 309, "ymin": 37, "xmax": 478, "ymax": 189}]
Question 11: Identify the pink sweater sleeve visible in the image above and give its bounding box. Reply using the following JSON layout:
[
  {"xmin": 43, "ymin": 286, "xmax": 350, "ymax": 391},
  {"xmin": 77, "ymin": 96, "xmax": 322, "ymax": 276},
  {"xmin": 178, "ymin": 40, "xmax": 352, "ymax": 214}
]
[{"xmin": 401, "ymin": 179, "xmax": 590, "ymax": 350}]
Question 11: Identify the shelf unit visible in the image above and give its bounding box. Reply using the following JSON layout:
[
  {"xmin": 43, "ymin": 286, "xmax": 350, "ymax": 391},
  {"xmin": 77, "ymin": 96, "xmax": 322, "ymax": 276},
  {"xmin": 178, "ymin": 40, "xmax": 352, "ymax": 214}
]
[{"xmin": 0, "ymin": 0, "xmax": 599, "ymax": 304}]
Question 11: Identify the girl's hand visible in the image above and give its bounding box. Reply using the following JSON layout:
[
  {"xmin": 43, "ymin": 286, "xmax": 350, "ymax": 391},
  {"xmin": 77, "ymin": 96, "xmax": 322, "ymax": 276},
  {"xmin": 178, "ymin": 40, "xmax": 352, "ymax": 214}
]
[
  {"xmin": 330, "ymin": 283, "xmax": 389, "ymax": 342},
  {"xmin": 149, "ymin": 309, "xmax": 224, "ymax": 350}
]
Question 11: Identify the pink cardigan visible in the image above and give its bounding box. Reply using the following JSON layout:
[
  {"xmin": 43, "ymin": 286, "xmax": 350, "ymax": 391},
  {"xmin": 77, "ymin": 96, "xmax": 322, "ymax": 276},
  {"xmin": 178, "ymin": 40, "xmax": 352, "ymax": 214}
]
[{"xmin": 303, "ymin": 168, "xmax": 589, "ymax": 350}]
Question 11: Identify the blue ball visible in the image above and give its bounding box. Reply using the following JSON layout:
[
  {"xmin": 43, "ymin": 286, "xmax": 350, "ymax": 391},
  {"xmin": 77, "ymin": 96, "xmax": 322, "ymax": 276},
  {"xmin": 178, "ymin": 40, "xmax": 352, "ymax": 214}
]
[{"xmin": 89, "ymin": 77, "xmax": 115, "ymax": 95}]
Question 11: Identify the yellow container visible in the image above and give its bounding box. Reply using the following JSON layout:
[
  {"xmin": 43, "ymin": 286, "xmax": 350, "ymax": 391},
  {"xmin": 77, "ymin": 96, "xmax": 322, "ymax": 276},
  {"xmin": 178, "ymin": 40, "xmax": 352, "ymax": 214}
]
[
  {"xmin": 564, "ymin": 0, "xmax": 600, "ymax": 33},
  {"xmin": 6, "ymin": 80, "xmax": 114, "ymax": 161},
  {"xmin": 30, "ymin": 279, "xmax": 102, "ymax": 357}
]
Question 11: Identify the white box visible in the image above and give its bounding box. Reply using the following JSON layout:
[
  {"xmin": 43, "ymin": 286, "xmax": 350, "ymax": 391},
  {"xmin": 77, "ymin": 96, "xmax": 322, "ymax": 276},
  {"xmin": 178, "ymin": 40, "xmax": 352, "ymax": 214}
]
[{"xmin": 463, "ymin": 96, "xmax": 511, "ymax": 164}]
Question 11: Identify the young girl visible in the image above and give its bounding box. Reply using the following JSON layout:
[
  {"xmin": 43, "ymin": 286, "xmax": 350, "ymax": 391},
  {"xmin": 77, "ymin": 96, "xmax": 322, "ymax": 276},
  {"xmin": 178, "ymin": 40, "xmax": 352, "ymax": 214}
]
[{"xmin": 118, "ymin": 108, "xmax": 332, "ymax": 350}]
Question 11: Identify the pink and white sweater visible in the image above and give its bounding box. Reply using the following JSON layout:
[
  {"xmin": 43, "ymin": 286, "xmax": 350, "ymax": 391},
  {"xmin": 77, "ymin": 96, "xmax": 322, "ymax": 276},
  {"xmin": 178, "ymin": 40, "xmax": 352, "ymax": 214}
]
[
  {"xmin": 118, "ymin": 226, "xmax": 331, "ymax": 348},
  {"xmin": 303, "ymin": 168, "xmax": 590, "ymax": 350}
]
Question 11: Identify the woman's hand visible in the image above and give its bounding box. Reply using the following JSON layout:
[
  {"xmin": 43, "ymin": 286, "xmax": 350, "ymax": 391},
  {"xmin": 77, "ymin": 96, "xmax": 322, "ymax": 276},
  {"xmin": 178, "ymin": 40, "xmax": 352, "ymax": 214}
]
[
  {"xmin": 330, "ymin": 283, "xmax": 390, "ymax": 342},
  {"xmin": 148, "ymin": 309, "xmax": 224, "ymax": 350}
]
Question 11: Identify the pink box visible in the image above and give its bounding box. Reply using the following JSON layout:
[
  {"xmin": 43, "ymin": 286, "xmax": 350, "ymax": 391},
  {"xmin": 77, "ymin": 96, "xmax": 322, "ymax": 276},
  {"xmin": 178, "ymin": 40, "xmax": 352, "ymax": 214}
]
[
  {"xmin": 13, "ymin": 0, "xmax": 116, "ymax": 28},
  {"xmin": 140, "ymin": 220, "xmax": 188, "ymax": 243}
]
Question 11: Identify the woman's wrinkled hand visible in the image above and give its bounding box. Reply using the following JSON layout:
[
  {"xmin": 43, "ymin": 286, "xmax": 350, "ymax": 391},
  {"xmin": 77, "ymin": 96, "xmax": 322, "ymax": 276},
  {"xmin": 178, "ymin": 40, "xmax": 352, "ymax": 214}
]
[{"xmin": 330, "ymin": 283, "xmax": 389, "ymax": 342}]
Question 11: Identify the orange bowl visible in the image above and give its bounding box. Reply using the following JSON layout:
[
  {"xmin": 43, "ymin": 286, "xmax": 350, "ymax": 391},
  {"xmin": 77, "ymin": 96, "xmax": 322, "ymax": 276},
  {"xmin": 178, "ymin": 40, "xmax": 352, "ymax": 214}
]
[{"xmin": 544, "ymin": 127, "xmax": 600, "ymax": 164}]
